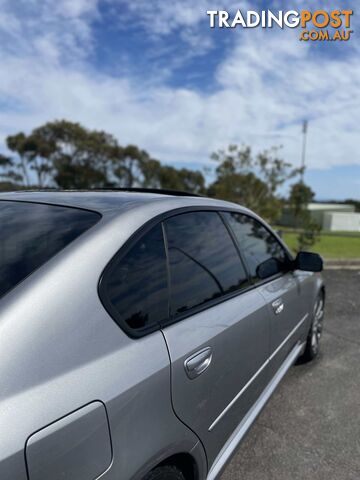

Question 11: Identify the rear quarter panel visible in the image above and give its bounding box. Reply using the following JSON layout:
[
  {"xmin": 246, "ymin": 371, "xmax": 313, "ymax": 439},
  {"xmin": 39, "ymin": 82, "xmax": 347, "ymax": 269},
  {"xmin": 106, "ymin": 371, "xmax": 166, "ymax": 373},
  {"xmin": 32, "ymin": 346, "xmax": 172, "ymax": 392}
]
[{"xmin": 0, "ymin": 203, "xmax": 208, "ymax": 480}]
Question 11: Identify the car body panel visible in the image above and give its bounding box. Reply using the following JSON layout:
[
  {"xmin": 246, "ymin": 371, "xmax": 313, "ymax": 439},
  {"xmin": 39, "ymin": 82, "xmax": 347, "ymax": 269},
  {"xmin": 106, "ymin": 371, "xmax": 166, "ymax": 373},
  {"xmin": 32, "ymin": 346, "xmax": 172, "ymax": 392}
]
[
  {"xmin": 0, "ymin": 277, "xmax": 204, "ymax": 480},
  {"xmin": 206, "ymin": 340, "xmax": 306, "ymax": 480},
  {"xmin": 162, "ymin": 287, "xmax": 270, "ymax": 465},
  {"xmin": 0, "ymin": 191, "xmax": 324, "ymax": 480},
  {"xmin": 0, "ymin": 195, "xmax": 208, "ymax": 480},
  {"xmin": 258, "ymin": 272, "xmax": 308, "ymax": 373},
  {"xmin": 26, "ymin": 401, "xmax": 113, "ymax": 480}
]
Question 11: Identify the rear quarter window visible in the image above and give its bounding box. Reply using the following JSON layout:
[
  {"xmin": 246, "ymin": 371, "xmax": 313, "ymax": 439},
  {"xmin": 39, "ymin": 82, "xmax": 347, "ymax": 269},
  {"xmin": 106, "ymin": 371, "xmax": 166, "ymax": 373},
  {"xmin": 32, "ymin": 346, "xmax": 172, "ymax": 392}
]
[
  {"xmin": 99, "ymin": 224, "xmax": 169, "ymax": 336},
  {"xmin": 0, "ymin": 201, "xmax": 101, "ymax": 299}
]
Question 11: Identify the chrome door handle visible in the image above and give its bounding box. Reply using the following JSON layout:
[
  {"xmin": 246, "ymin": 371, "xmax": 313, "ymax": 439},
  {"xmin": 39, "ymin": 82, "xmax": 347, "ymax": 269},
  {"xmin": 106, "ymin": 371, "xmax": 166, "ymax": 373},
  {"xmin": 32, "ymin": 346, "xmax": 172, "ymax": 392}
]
[
  {"xmin": 272, "ymin": 298, "xmax": 284, "ymax": 315},
  {"xmin": 184, "ymin": 347, "xmax": 212, "ymax": 379}
]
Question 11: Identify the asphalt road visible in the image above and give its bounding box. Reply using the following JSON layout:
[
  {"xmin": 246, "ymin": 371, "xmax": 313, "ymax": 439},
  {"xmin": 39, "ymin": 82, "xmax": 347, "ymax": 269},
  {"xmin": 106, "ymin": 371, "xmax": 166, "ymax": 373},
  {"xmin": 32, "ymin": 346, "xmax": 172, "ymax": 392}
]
[{"xmin": 221, "ymin": 269, "xmax": 360, "ymax": 480}]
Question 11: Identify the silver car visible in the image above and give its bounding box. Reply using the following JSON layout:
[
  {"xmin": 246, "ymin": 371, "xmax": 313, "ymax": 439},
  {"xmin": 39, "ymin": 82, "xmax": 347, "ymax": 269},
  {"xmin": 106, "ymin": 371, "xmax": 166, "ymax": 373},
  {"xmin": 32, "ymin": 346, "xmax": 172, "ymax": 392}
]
[{"xmin": 0, "ymin": 190, "xmax": 325, "ymax": 480}]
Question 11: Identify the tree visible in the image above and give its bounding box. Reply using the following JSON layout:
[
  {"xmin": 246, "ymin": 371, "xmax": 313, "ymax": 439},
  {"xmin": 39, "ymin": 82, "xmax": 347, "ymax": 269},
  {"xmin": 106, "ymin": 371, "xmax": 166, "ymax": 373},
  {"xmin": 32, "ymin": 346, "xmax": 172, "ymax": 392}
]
[
  {"xmin": 0, "ymin": 121, "xmax": 124, "ymax": 189},
  {"xmin": 156, "ymin": 165, "xmax": 205, "ymax": 194},
  {"xmin": 209, "ymin": 144, "xmax": 298, "ymax": 223},
  {"xmin": 113, "ymin": 145, "xmax": 158, "ymax": 188},
  {"xmin": 32, "ymin": 121, "xmax": 118, "ymax": 188},
  {"xmin": 3, "ymin": 132, "xmax": 54, "ymax": 187},
  {"xmin": 289, "ymin": 182, "xmax": 315, "ymax": 222},
  {"xmin": 176, "ymin": 168, "xmax": 206, "ymax": 194},
  {"xmin": 0, "ymin": 154, "xmax": 23, "ymax": 189},
  {"xmin": 112, "ymin": 146, "xmax": 206, "ymax": 193},
  {"xmin": 288, "ymin": 181, "xmax": 320, "ymax": 251},
  {"xmin": 0, "ymin": 120, "xmax": 206, "ymax": 193}
]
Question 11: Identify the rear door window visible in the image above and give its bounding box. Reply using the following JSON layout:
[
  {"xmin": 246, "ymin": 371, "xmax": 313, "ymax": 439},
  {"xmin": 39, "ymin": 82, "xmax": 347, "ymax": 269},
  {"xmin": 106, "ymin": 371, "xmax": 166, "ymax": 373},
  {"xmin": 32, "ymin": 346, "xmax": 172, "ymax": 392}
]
[
  {"xmin": 164, "ymin": 211, "xmax": 249, "ymax": 316},
  {"xmin": 0, "ymin": 200, "xmax": 100, "ymax": 299}
]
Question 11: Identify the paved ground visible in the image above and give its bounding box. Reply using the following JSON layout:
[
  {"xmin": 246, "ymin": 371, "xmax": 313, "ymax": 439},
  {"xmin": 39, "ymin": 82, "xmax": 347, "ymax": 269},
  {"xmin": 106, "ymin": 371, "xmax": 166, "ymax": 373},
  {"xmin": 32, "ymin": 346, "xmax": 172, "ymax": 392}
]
[{"xmin": 222, "ymin": 269, "xmax": 360, "ymax": 480}]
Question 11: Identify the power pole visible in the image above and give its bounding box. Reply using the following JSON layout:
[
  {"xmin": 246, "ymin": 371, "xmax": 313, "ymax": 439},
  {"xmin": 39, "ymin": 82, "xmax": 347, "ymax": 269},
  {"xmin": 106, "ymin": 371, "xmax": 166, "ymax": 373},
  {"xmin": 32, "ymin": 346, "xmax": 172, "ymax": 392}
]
[{"xmin": 300, "ymin": 120, "xmax": 308, "ymax": 183}]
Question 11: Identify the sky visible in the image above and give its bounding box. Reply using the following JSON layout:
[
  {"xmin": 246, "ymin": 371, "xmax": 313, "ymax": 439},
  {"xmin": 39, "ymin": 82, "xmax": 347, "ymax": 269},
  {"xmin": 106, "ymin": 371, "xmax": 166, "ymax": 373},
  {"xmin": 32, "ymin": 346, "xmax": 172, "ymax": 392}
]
[{"xmin": 0, "ymin": 0, "xmax": 359, "ymax": 199}]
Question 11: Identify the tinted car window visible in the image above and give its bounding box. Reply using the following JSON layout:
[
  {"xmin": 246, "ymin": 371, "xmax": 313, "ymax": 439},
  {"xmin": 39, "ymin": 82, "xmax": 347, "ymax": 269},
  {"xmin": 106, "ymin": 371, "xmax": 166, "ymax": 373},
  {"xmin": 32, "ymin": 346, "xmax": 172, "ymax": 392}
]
[
  {"xmin": 0, "ymin": 200, "xmax": 100, "ymax": 299},
  {"xmin": 224, "ymin": 212, "xmax": 289, "ymax": 281},
  {"xmin": 102, "ymin": 224, "xmax": 168, "ymax": 332},
  {"xmin": 164, "ymin": 212, "xmax": 248, "ymax": 316}
]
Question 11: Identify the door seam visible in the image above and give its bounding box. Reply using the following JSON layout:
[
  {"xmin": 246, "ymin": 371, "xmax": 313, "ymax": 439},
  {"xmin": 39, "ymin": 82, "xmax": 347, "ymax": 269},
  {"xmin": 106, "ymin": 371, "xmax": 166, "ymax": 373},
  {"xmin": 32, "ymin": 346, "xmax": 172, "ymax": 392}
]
[{"xmin": 159, "ymin": 329, "xmax": 209, "ymax": 472}]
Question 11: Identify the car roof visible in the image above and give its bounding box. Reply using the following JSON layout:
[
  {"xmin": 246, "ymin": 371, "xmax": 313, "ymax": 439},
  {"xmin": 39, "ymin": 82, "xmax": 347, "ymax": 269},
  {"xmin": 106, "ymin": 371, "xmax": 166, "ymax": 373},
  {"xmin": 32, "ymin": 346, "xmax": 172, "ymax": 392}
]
[{"xmin": 0, "ymin": 190, "xmax": 244, "ymax": 217}]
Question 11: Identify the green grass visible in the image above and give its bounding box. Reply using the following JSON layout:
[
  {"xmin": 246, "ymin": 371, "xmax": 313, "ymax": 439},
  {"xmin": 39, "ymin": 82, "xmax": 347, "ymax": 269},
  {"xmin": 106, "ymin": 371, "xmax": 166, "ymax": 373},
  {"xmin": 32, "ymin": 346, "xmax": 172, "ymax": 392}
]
[
  {"xmin": 276, "ymin": 226, "xmax": 360, "ymax": 238},
  {"xmin": 282, "ymin": 232, "xmax": 360, "ymax": 259}
]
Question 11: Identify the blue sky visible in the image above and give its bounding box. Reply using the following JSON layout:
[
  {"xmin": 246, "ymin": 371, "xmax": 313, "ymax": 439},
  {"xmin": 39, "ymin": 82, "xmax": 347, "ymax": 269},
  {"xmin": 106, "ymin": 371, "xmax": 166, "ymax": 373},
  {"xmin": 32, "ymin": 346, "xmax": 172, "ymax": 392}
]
[{"xmin": 0, "ymin": 0, "xmax": 359, "ymax": 199}]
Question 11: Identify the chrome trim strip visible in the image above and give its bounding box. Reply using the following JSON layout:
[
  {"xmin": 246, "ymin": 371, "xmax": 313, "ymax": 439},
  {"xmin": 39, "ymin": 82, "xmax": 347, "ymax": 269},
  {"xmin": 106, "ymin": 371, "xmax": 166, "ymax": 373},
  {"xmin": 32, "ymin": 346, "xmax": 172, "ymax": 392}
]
[
  {"xmin": 207, "ymin": 341, "xmax": 306, "ymax": 480},
  {"xmin": 208, "ymin": 355, "xmax": 268, "ymax": 432},
  {"xmin": 208, "ymin": 313, "xmax": 308, "ymax": 432},
  {"xmin": 269, "ymin": 312, "xmax": 308, "ymax": 362}
]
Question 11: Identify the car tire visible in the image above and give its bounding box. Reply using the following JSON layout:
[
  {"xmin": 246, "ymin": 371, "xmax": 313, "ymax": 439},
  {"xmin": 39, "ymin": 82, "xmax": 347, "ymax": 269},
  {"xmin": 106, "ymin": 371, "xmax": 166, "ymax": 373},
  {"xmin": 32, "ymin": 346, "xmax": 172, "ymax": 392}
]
[
  {"xmin": 143, "ymin": 465, "xmax": 186, "ymax": 480},
  {"xmin": 298, "ymin": 292, "xmax": 325, "ymax": 363}
]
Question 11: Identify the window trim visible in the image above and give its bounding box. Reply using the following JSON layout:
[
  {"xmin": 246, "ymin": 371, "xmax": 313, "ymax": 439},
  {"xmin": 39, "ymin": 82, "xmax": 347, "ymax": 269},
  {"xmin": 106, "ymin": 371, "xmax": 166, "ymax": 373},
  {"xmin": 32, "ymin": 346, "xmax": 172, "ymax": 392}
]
[
  {"xmin": 218, "ymin": 211, "xmax": 251, "ymax": 280},
  {"xmin": 98, "ymin": 206, "xmax": 294, "ymax": 338}
]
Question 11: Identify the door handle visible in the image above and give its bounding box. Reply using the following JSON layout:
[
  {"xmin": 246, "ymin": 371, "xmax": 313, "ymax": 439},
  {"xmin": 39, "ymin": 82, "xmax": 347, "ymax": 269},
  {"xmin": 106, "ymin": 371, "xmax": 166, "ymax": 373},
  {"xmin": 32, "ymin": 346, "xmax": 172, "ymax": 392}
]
[
  {"xmin": 272, "ymin": 298, "xmax": 284, "ymax": 315},
  {"xmin": 184, "ymin": 347, "xmax": 212, "ymax": 379}
]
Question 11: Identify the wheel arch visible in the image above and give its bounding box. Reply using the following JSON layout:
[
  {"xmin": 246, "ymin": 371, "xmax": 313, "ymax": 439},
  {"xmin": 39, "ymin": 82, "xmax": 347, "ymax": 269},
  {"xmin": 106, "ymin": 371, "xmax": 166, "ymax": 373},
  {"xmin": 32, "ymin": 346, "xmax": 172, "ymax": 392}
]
[
  {"xmin": 137, "ymin": 440, "xmax": 207, "ymax": 480},
  {"xmin": 157, "ymin": 452, "xmax": 199, "ymax": 480}
]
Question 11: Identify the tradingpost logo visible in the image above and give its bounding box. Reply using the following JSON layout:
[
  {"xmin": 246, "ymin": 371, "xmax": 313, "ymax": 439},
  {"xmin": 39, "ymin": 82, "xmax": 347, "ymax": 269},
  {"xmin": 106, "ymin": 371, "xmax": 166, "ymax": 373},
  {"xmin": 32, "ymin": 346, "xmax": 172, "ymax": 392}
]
[{"xmin": 206, "ymin": 9, "xmax": 354, "ymax": 41}]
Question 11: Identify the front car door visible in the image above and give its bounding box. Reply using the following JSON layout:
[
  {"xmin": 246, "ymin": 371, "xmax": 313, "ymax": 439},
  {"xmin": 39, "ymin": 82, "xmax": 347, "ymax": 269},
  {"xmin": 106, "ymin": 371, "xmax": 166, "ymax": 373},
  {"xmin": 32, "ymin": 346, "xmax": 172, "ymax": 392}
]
[
  {"xmin": 223, "ymin": 212, "xmax": 310, "ymax": 377},
  {"xmin": 160, "ymin": 210, "xmax": 271, "ymax": 465}
]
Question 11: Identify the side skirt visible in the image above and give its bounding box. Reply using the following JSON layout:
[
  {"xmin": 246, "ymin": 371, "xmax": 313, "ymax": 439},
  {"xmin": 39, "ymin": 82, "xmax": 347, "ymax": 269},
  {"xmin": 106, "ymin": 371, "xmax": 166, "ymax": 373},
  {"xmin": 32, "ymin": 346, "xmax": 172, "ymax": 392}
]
[{"xmin": 206, "ymin": 341, "xmax": 305, "ymax": 480}]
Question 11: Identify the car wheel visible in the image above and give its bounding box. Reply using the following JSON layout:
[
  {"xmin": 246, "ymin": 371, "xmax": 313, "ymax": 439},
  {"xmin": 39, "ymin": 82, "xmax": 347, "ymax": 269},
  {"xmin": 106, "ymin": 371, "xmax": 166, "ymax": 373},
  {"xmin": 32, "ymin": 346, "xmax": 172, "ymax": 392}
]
[
  {"xmin": 143, "ymin": 465, "xmax": 186, "ymax": 480},
  {"xmin": 298, "ymin": 293, "xmax": 325, "ymax": 363}
]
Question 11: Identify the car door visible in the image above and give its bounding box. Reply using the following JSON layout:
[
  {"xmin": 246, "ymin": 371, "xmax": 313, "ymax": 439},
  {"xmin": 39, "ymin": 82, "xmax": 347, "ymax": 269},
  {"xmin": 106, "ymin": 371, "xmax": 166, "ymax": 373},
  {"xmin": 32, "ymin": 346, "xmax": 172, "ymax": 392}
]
[
  {"xmin": 160, "ymin": 210, "xmax": 271, "ymax": 465},
  {"xmin": 223, "ymin": 212, "xmax": 310, "ymax": 377}
]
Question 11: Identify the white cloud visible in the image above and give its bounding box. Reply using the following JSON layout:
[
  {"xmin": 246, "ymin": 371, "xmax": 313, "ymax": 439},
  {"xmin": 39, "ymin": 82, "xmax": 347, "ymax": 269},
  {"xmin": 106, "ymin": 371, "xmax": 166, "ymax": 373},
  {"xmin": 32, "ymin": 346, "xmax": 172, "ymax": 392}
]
[
  {"xmin": 0, "ymin": 0, "xmax": 359, "ymax": 187},
  {"xmin": 117, "ymin": 0, "xmax": 221, "ymax": 36},
  {"xmin": 0, "ymin": 0, "xmax": 97, "ymax": 64},
  {"xmin": 57, "ymin": 0, "xmax": 99, "ymax": 19}
]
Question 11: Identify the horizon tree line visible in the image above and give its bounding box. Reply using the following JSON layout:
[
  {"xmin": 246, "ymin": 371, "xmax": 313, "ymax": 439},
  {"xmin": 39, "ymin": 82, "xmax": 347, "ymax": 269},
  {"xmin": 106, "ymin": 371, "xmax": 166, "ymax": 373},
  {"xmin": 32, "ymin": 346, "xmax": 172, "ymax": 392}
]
[{"xmin": 1, "ymin": 119, "xmax": 339, "ymax": 250}]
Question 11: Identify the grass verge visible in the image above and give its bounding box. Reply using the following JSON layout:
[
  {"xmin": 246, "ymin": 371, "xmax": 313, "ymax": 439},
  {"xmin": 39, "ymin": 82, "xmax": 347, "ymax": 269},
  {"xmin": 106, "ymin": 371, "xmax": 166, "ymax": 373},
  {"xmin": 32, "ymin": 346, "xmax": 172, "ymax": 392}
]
[{"xmin": 282, "ymin": 232, "xmax": 360, "ymax": 259}]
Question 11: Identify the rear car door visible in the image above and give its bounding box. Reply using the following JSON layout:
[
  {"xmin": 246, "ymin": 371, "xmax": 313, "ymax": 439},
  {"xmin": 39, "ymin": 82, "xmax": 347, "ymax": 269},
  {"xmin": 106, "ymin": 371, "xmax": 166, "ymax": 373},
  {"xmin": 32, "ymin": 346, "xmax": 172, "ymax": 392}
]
[
  {"xmin": 223, "ymin": 212, "xmax": 310, "ymax": 376},
  {"xmin": 161, "ymin": 210, "xmax": 271, "ymax": 465}
]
